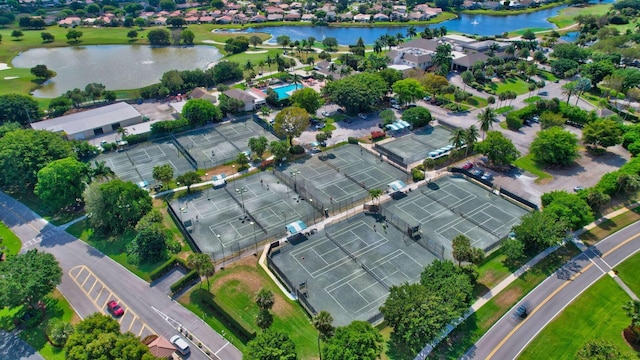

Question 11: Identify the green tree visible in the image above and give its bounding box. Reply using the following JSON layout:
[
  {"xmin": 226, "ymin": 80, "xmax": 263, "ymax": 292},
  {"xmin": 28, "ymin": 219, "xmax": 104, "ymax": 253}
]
[
  {"xmin": 256, "ymin": 309, "xmax": 274, "ymax": 331},
  {"xmin": 35, "ymin": 157, "xmax": 88, "ymax": 211},
  {"xmin": 379, "ymin": 109, "xmax": 395, "ymax": 125},
  {"xmin": 30, "ymin": 64, "xmax": 54, "ymax": 80},
  {"xmin": 530, "ymin": 127, "xmax": 579, "ymax": 166},
  {"xmin": 392, "ymin": 78, "xmax": 426, "ymax": 106},
  {"xmin": 502, "ymin": 238, "xmax": 525, "ymax": 262},
  {"xmin": 368, "ymin": 188, "xmax": 383, "ymax": 205},
  {"xmin": 477, "ymin": 107, "xmax": 496, "ymax": 139},
  {"xmin": 152, "ymin": 164, "xmax": 174, "ymax": 189},
  {"xmin": 0, "ymin": 129, "xmax": 74, "ymax": 191},
  {"xmin": 274, "ymin": 107, "xmax": 310, "ymax": 146},
  {"xmin": 40, "ymin": 32, "xmax": 54, "ymax": 43},
  {"xmin": 474, "ymin": 131, "xmax": 520, "ymax": 167},
  {"xmin": 0, "ymin": 250, "xmax": 62, "ymax": 309},
  {"xmin": 576, "ymin": 338, "xmax": 629, "ymax": 359},
  {"xmin": 323, "ymin": 73, "xmax": 387, "ymax": 114},
  {"xmin": 248, "ymin": 136, "xmax": 269, "ymax": 159},
  {"xmin": 290, "ymin": 88, "xmax": 322, "ymax": 114},
  {"xmin": 249, "ymin": 35, "xmax": 262, "ymax": 48},
  {"xmin": 512, "ymin": 210, "xmax": 567, "ymax": 252},
  {"xmin": 401, "ymin": 107, "xmax": 432, "ymax": 128},
  {"xmin": 147, "ymin": 28, "xmax": 171, "ymax": 46},
  {"xmin": 47, "ymin": 319, "xmax": 74, "ymax": 347},
  {"xmin": 539, "ymin": 111, "xmax": 565, "ymax": 129},
  {"xmin": 244, "ymin": 329, "xmax": 297, "ymax": 360},
  {"xmin": 582, "ymin": 119, "xmax": 622, "ymax": 150},
  {"xmin": 88, "ymin": 161, "xmax": 115, "ymax": 182},
  {"xmin": 461, "ymin": 70, "xmax": 475, "ymax": 90},
  {"xmin": 0, "ymin": 93, "xmax": 42, "ymax": 125},
  {"xmin": 84, "ymin": 179, "xmax": 152, "ymax": 235},
  {"xmin": 210, "ymin": 61, "xmax": 244, "ymax": 83},
  {"xmin": 65, "ymin": 313, "xmax": 156, "ymax": 360},
  {"xmin": 180, "ymin": 28, "xmax": 195, "ymax": 45},
  {"xmin": 269, "ymin": 140, "xmax": 289, "ymax": 163},
  {"xmin": 11, "ymin": 30, "xmax": 23, "ymax": 40},
  {"xmin": 452, "ymin": 234, "xmax": 483, "ymax": 266},
  {"xmin": 175, "ymin": 171, "xmax": 201, "ymax": 192},
  {"xmin": 235, "ymin": 151, "xmax": 250, "ymax": 170},
  {"xmin": 126, "ymin": 30, "xmax": 138, "ymax": 40},
  {"xmin": 182, "ymin": 98, "xmax": 222, "ymax": 126},
  {"xmin": 623, "ymin": 300, "xmax": 640, "ymax": 345},
  {"xmin": 131, "ymin": 220, "xmax": 167, "ymax": 263},
  {"xmin": 255, "ymin": 288, "xmax": 275, "ymax": 312},
  {"xmin": 465, "ymin": 125, "xmax": 479, "ymax": 156},
  {"xmin": 66, "ymin": 29, "xmax": 83, "ymax": 42},
  {"xmin": 313, "ymin": 311, "xmax": 334, "ymax": 360},
  {"xmin": 450, "ymin": 128, "xmax": 466, "ymax": 150},
  {"xmin": 186, "ymin": 253, "xmax": 215, "ymax": 289},
  {"xmin": 616, "ymin": 173, "xmax": 640, "ymax": 195},
  {"xmin": 423, "ymin": 158, "xmax": 436, "ymax": 170},
  {"xmin": 322, "ymin": 321, "xmax": 382, "ymax": 360},
  {"xmin": 433, "ymin": 44, "xmax": 452, "ymax": 76}
]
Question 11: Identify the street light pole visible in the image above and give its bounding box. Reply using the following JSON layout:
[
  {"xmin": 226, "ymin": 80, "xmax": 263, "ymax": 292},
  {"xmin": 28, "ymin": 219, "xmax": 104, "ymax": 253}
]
[
  {"xmin": 250, "ymin": 221, "xmax": 257, "ymax": 255},
  {"xmin": 290, "ymin": 169, "xmax": 301, "ymax": 193},
  {"xmin": 216, "ymin": 234, "xmax": 225, "ymax": 267},
  {"xmin": 235, "ymin": 187, "xmax": 248, "ymax": 219},
  {"xmin": 205, "ymin": 173, "xmax": 210, "ymax": 200}
]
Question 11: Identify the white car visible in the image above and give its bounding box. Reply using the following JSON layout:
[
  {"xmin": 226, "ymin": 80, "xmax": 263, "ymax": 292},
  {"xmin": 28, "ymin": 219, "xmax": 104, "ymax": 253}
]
[
  {"xmin": 358, "ymin": 113, "xmax": 368, "ymax": 119},
  {"xmin": 321, "ymin": 111, "xmax": 330, "ymax": 117},
  {"xmin": 314, "ymin": 123, "xmax": 324, "ymax": 130},
  {"xmin": 392, "ymin": 104, "xmax": 401, "ymax": 110},
  {"xmin": 170, "ymin": 335, "xmax": 190, "ymax": 355}
]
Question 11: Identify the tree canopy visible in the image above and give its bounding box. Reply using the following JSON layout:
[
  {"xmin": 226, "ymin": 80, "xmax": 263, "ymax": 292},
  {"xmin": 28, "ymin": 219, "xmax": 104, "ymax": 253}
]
[
  {"xmin": 323, "ymin": 73, "xmax": 387, "ymax": 114},
  {"xmin": 182, "ymin": 98, "xmax": 222, "ymax": 126},
  {"xmin": 35, "ymin": 157, "xmax": 88, "ymax": 211},
  {"xmin": 541, "ymin": 190, "xmax": 594, "ymax": 230},
  {"xmin": 530, "ymin": 127, "xmax": 579, "ymax": 166},
  {"xmin": 0, "ymin": 250, "xmax": 62, "ymax": 309},
  {"xmin": 244, "ymin": 329, "xmax": 297, "ymax": 360},
  {"xmin": 512, "ymin": 210, "xmax": 568, "ymax": 253},
  {"xmin": 474, "ymin": 131, "xmax": 520, "ymax": 167},
  {"xmin": 322, "ymin": 321, "xmax": 383, "ymax": 360},
  {"xmin": 65, "ymin": 313, "xmax": 156, "ymax": 360},
  {"xmin": 0, "ymin": 93, "xmax": 41, "ymax": 125},
  {"xmin": 152, "ymin": 164, "xmax": 174, "ymax": 188},
  {"xmin": 392, "ymin": 78, "xmax": 426, "ymax": 106},
  {"xmin": 582, "ymin": 119, "xmax": 622, "ymax": 150},
  {"xmin": 290, "ymin": 87, "xmax": 322, "ymax": 115},
  {"xmin": 274, "ymin": 106, "xmax": 310, "ymax": 145},
  {"xmin": 402, "ymin": 107, "xmax": 432, "ymax": 128},
  {"xmin": 147, "ymin": 28, "xmax": 171, "ymax": 46},
  {"xmin": 0, "ymin": 129, "xmax": 74, "ymax": 192},
  {"xmin": 84, "ymin": 179, "xmax": 153, "ymax": 235}
]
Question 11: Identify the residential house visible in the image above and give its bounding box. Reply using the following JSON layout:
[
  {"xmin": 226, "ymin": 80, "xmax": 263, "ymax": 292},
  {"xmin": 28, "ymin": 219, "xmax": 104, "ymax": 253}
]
[
  {"xmin": 284, "ymin": 12, "xmax": 301, "ymax": 21},
  {"xmin": 217, "ymin": 15, "xmax": 232, "ymax": 23},
  {"xmin": 267, "ymin": 14, "xmax": 284, "ymax": 21},
  {"xmin": 58, "ymin": 16, "xmax": 81, "ymax": 27},
  {"xmin": 199, "ymin": 15, "xmax": 214, "ymax": 23},
  {"xmin": 251, "ymin": 14, "xmax": 267, "ymax": 22},
  {"xmin": 373, "ymin": 13, "xmax": 389, "ymax": 22},
  {"xmin": 190, "ymin": 87, "xmax": 217, "ymax": 103},
  {"xmin": 146, "ymin": 337, "xmax": 176, "ymax": 359},
  {"xmin": 223, "ymin": 89, "xmax": 264, "ymax": 111},
  {"xmin": 337, "ymin": 12, "xmax": 353, "ymax": 21},
  {"xmin": 301, "ymin": 13, "xmax": 316, "ymax": 21},
  {"xmin": 354, "ymin": 13, "xmax": 370, "ymax": 22}
]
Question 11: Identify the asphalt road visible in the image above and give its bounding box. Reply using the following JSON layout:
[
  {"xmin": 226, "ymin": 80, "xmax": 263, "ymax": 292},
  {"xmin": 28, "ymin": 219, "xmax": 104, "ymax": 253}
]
[
  {"xmin": 465, "ymin": 221, "xmax": 640, "ymax": 359},
  {"xmin": 0, "ymin": 191, "xmax": 242, "ymax": 360}
]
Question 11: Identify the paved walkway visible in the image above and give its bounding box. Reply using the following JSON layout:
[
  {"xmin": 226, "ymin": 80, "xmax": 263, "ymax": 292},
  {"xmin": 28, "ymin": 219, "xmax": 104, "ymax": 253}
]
[{"xmin": 414, "ymin": 201, "xmax": 640, "ymax": 359}]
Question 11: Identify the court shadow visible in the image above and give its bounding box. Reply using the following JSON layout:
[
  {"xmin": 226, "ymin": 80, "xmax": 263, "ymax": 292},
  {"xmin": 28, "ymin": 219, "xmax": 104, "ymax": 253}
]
[
  {"xmin": 390, "ymin": 192, "xmax": 407, "ymax": 200},
  {"xmin": 426, "ymin": 182, "xmax": 440, "ymax": 190},
  {"xmin": 319, "ymin": 153, "xmax": 336, "ymax": 161}
]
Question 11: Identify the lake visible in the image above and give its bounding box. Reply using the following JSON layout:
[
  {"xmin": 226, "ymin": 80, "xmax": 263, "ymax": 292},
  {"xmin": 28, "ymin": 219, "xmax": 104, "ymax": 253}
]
[
  {"xmin": 245, "ymin": 0, "xmax": 613, "ymax": 44},
  {"xmin": 12, "ymin": 45, "xmax": 222, "ymax": 98}
]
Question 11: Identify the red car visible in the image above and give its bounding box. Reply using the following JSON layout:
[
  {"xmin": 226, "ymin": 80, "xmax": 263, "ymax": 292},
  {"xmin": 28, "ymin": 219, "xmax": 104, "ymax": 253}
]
[
  {"xmin": 462, "ymin": 162, "xmax": 473, "ymax": 170},
  {"xmin": 107, "ymin": 300, "xmax": 124, "ymax": 317}
]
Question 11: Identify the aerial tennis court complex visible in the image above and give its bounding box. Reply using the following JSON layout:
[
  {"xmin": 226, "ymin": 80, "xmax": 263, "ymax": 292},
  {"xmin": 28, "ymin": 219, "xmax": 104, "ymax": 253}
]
[
  {"xmin": 269, "ymin": 174, "xmax": 530, "ymax": 325},
  {"xmin": 375, "ymin": 125, "xmax": 453, "ymax": 167}
]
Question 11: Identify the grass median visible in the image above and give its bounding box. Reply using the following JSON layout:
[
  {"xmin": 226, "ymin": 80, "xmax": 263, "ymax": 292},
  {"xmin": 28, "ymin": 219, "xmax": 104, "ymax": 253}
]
[
  {"xmin": 513, "ymin": 154, "xmax": 553, "ymax": 184},
  {"xmin": 0, "ymin": 220, "xmax": 22, "ymax": 255}
]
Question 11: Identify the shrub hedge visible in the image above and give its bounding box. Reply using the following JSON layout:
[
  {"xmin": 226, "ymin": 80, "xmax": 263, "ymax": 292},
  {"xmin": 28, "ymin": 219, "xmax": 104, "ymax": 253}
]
[
  {"xmin": 195, "ymin": 292, "xmax": 256, "ymax": 343},
  {"xmin": 170, "ymin": 270, "xmax": 199, "ymax": 294},
  {"xmin": 149, "ymin": 256, "xmax": 189, "ymax": 281}
]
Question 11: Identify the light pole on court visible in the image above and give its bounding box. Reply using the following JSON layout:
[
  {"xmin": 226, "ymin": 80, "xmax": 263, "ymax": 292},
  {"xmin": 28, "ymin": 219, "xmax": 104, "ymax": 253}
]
[
  {"xmin": 216, "ymin": 234, "xmax": 225, "ymax": 267},
  {"xmin": 282, "ymin": 210, "xmax": 287, "ymax": 236},
  {"xmin": 250, "ymin": 221, "xmax": 257, "ymax": 255},
  {"xmin": 290, "ymin": 169, "xmax": 301, "ymax": 193},
  {"xmin": 205, "ymin": 173, "xmax": 210, "ymax": 200},
  {"xmin": 235, "ymin": 187, "xmax": 248, "ymax": 219}
]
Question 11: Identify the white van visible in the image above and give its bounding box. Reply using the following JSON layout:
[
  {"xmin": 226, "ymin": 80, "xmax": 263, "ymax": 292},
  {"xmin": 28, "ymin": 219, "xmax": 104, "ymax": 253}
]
[{"xmin": 170, "ymin": 335, "xmax": 190, "ymax": 355}]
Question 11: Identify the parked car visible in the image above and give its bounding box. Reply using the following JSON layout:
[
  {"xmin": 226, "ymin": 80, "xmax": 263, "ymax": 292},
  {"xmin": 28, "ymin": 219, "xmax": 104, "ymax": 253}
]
[
  {"xmin": 481, "ymin": 173, "xmax": 494, "ymax": 181},
  {"xmin": 573, "ymin": 186, "xmax": 584, "ymax": 192},
  {"xmin": 462, "ymin": 162, "xmax": 473, "ymax": 170},
  {"xmin": 472, "ymin": 169, "xmax": 484, "ymax": 177},
  {"xmin": 358, "ymin": 113, "xmax": 368, "ymax": 119},
  {"xmin": 314, "ymin": 123, "xmax": 325, "ymax": 130},
  {"xmin": 344, "ymin": 117, "xmax": 353, "ymax": 124},
  {"xmin": 170, "ymin": 335, "xmax": 191, "ymax": 355},
  {"xmin": 531, "ymin": 116, "xmax": 540, "ymax": 123},
  {"xmin": 107, "ymin": 300, "xmax": 124, "ymax": 317},
  {"xmin": 321, "ymin": 111, "xmax": 330, "ymax": 117},
  {"xmin": 392, "ymin": 104, "xmax": 401, "ymax": 110},
  {"xmin": 423, "ymin": 95, "xmax": 432, "ymax": 101},
  {"xmin": 539, "ymin": 91, "xmax": 548, "ymax": 96},
  {"xmin": 337, "ymin": 108, "xmax": 345, "ymax": 113},
  {"xmin": 407, "ymin": 104, "xmax": 417, "ymax": 108}
]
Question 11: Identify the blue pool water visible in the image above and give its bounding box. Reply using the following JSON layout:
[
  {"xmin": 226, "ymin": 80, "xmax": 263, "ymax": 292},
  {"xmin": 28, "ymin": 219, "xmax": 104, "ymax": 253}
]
[{"xmin": 273, "ymin": 83, "xmax": 304, "ymax": 99}]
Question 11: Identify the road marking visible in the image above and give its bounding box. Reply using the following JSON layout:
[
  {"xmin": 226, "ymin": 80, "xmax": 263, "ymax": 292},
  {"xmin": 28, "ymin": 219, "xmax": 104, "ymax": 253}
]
[
  {"xmin": 486, "ymin": 232, "xmax": 640, "ymax": 359},
  {"xmin": 69, "ymin": 265, "xmax": 155, "ymax": 338}
]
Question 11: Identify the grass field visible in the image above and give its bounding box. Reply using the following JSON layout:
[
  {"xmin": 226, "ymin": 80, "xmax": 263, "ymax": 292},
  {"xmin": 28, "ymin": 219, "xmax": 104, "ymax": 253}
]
[
  {"xmin": 225, "ymin": 48, "xmax": 284, "ymax": 69},
  {"xmin": 0, "ymin": 220, "xmax": 22, "ymax": 255},
  {"xmin": 19, "ymin": 290, "xmax": 80, "ymax": 360},
  {"xmin": 519, "ymin": 276, "xmax": 637, "ymax": 359},
  {"xmin": 513, "ymin": 154, "xmax": 553, "ymax": 183},
  {"xmin": 524, "ymin": 95, "xmax": 541, "ymax": 103},
  {"xmin": 614, "ymin": 251, "xmax": 640, "ymax": 297},
  {"xmin": 431, "ymin": 243, "xmax": 581, "ymax": 359},
  {"xmin": 579, "ymin": 207, "xmax": 640, "ymax": 246},
  {"xmin": 179, "ymin": 257, "xmax": 319, "ymax": 359},
  {"xmin": 486, "ymin": 76, "xmax": 532, "ymax": 95},
  {"xmin": 495, "ymin": 105, "xmax": 513, "ymax": 114},
  {"xmin": 548, "ymin": 3, "xmax": 612, "ymax": 28}
]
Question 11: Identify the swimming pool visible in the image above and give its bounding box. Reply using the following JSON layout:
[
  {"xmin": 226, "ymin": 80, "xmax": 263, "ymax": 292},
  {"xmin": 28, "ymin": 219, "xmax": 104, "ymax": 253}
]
[{"xmin": 273, "ymin": 83, "xmax": 304, "ymax": 100}]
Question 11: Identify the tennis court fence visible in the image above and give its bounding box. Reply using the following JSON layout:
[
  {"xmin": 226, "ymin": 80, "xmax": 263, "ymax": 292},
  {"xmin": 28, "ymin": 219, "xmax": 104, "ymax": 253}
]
[
  {"xmin": 361, "ymin": 264, "xmax": 390, "ymax": 290},
  {"xmin": 271, "ymin": 168, "xmax": 326, "ymax": 214},
  {"xmin": 124, "ymin": 151, "xmax": 146, "ymax": 182},
  {"xmin": 213, "ymin": 127, "xmax": 243, "ymax": 153},
  {"xmin": 169, "ymin": 133, "xmax": 198, "ymax": 170}
]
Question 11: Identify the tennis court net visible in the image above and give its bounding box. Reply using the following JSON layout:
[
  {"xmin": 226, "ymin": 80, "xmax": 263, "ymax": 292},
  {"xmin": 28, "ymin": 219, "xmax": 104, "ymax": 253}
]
[
  {"xmin": 223, "ymin": 187, "xmax": 268, "ymax": 234},
  {"xmin": 169, "ymin": 133, "xmax": 198, "ymax": 170}
]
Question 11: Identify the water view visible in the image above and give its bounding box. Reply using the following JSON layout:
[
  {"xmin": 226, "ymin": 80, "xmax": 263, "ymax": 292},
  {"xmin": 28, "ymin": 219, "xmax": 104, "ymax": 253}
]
[
  {"xmin": 12, "ymin": 45, "xmax": 222, "ymax": 97},
  {"xmin": 245, "ymin": 0, "xmax": 613, "ymax": 44}
]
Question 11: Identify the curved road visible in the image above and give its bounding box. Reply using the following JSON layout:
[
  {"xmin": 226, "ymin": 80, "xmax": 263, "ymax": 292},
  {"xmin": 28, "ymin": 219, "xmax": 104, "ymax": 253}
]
[
  {"xmin": 465, "ymin": 221, "xmax": 640, "ymax": 359},
  {"xmin": 0, "ymin": 191, "xmax": 242, "ymax": 360}
]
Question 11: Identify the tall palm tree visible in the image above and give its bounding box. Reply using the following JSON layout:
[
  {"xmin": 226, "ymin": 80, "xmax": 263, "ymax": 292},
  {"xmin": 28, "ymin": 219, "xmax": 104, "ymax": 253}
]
[
  {"xmin": 328, "ymin": 62, "xmax": 337, "ymax": 76},
  {"xmin": 478, "ymin": 107, "xmax": 496, "ymax": 140},
  {"xmin": 562, "ymin": 82, "xmax": 577, "ymax": 105},
  {"xmin": 439, "ymin": 26, "xmax": 447, "ymax": 36},
  {"xmin": 396, "ymin": 32, "xmax": 404, "ymax": 45},
  {"xmin": 89, "ymin": 160, "xmax": 115, "ymax": 181},
  {"xmin": 368, "ymin": 188, "xmax": 383, "ymax": 205},
  {"xmin": 339, "ymin": 66, "xmax": 351, "ymax": 77},
  {"xmin": 406, "ymin": 25, "xmax": 417, "ymax": 39},
  {"xmin": 265, "ymin": 55, "xmax": 273, "ymax": 73},
  {"xmin": 244, "ymin": 60, "xmax": 254, "ymax": 72},
  {"xmin": 373, "ymin": 39, "xmax": 383, "ymax": 54},
  {"xmin": 116, "ymin": 126, "xmax": 128, "ymax": 141},
  {"xmin": 450, "ymin": 128, "xmax": 466, "ymax": 150},
  {"xmin": 465, "ymin": 125, "xmax": 480, "ymax": 156},
  {"xmin": 525, "ymin": 63, "xmax": 538, "ymax": 81},
  {"xmin": 312, "ymin": 311, "xmax": 334, "ymax": 360},
  {"xmin": 257, "ymin": 60, "xmax": 265, "ymax": 74},
  {"xmin": 505, "ymin": 44, "xmax": 516, "ymax": 59}
]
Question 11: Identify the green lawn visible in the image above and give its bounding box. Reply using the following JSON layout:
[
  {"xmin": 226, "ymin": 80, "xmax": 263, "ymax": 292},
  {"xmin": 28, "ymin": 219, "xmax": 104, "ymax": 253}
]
[
  {"xmin": 519, "ymin": 276, "xmax": 637, "ymax": 359},
  {"xmin": 0, "ymin": 220, "xmax": 22, "ymax": 255},
  {"xmin": 19, "ymin": 290, "xmax": 79, "ymax": 360},
  {"xmin": 524, "ymin": 96, "xmax": 541, "ymax": 103},
  {"xmin": 179, "ymin": 258, "xmax": 318, "ymax": 358},
  {"xmin": 224, "ymin": 48, "xmax": 284, "ymax": 69},
  {"xmin": 537, "ymin": 70, "xmax": 558, "ymax": 82},
  {"xmin": 486, "ymin": 76, "xmax": 532, "ymax": 95},
  {"xmin": 65, "ymin": 219, "xmax": 166, "ymax": 282},
  {"xmin": 579, "ymin": 207, "xmax": 640, "ymax": 246},
  {"xmin": 548, "ymin": 3, "xmax": 612, "ymax": 28},
  {"xmin": 432, "ymin": 244, "xmax": 581, "ymax": 359},
  {"xmin": 513, "ymin": 154, "xmax": 553, "ymax": 183},
  {"xmin": 495, "ymin": 105, "xmax": 514, "ymax": 114},
  {"xmin": 615, "ymin": 251, "xmax": 640, "ymax": 297}
]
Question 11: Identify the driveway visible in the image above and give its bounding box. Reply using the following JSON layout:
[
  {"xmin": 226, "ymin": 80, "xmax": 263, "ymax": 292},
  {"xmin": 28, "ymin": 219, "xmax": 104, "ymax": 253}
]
[{"xmin": 0, "ymin": 192, "xmax": 242, "ymax": 360}]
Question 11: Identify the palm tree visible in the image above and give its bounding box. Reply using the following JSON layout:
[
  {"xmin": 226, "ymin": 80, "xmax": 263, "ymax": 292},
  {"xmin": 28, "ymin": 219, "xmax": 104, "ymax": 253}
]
[
  {"xmin": 265, "ymin": 55, "xmax": 273, "ymax": 73},
  {"xmin": 339, "ymin": 66, "xmax": 351, "ymax": 77},
  {"xmin": 257, "ymin": 60, "xmax": 265, "ymax": 74},
  {"xmin": 255, "ymin": 288, "xmax": 275, "ymax": 312},
  {"xmin": 186, "ymin": 253, "xmax": 215, "ymax": 289},
  {"xmin": 116, "ymin": 126, "xmax": 128, "ymax": 141},
  {"xmin": 465, "ymin": 125, "xmax": 480, "ymax": 156},
  {"xmin": 368, "ymin": 188, "xmax": 383, "ymax": 205},
  {"xmin": 373, "ymin": 39, "xmax": 383, "ymax": 54},
  {"xmin": 439, "ymin": 26, "xmax": 447, "ymax": 36},
  {"xmin": 505, "ymin": 44, "xmax": 516, "ymax": 59},
  {"xmin": 525, "ymin": 63, "xmax": 538, "ymax": 81},
  {"xmin": 313, "ymin": 311, "xmax": 334, "ymax": 360},
  {"xmin": 328, "ymin": 63, "xmax": 337, "ymax": 76},
  {"xmin": 396, "ymin": 32, "xmax": 404, "ymax": 44},
  {"xmin": 562, "ymin": 82, "xmax": 577, "ymax": 105},
  {"xmin": 478, "ymin": 107, "xmax": 496, "ymax": 140},
  {"xmin": 244, "ymin": 60, "xmax": 254, "ymax": 72},
  {"xmin": 89, "ymin": 160, "xmax": 115, "ymax": 181},
  {"xmin": 406, "ymin": 25, "xmax": 417, "ymax": 39},
  {"xmin": 450, "ymin": 128, "xmax": 466, "ymax": 150}
]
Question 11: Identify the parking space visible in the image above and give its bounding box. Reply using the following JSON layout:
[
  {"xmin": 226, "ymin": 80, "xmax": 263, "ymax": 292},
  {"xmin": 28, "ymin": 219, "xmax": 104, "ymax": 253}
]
[{"xmin": 69, "ymin": 265, "xmax": 154, "ymax": 338}]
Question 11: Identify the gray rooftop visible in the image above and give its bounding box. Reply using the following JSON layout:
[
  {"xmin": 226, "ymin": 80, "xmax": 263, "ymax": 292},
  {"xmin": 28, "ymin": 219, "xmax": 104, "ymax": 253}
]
[{"xmin": 31, "ymin": 102, "xmax": 141, "ymax": 135}]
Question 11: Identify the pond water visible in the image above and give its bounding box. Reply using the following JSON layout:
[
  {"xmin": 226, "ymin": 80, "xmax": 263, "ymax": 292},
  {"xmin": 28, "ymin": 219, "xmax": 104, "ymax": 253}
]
[
  {"xmin": 244, "ymin": 0, "xmax": 613, "ymax": 44},
  {"xmin": 12, "ymin": 45, "xmax": 222, "ymax": 98},
  {"xmin": 560, "ymin": 31, "xmax": 579, "ymax": 43}
]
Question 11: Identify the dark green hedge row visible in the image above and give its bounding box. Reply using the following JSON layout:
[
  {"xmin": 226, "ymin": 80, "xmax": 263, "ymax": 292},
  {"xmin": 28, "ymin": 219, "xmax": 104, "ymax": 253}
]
[
  {"xmin": 196, "ymin": 292, "xmax": 256, "ymax": 343},
  {"xmin": 170, "ymin": 270, "xmax": 199, "ymax": 294}
]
